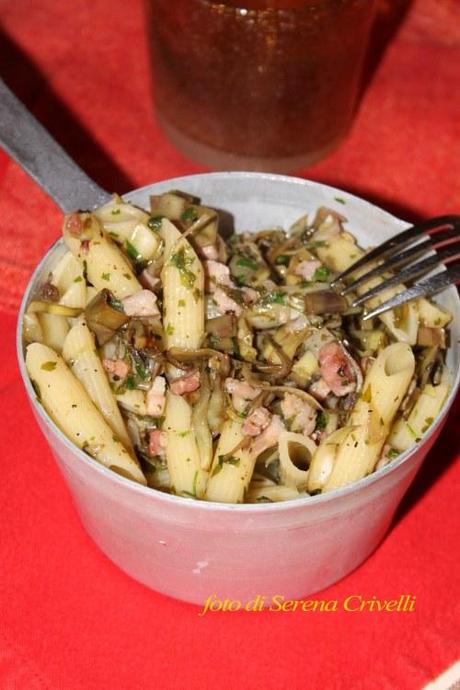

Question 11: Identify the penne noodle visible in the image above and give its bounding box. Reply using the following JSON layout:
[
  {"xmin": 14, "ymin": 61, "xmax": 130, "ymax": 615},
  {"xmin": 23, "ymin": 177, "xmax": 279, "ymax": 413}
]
[
  {"xmin": 389, "ymin": 379, "xmax": 449, "ymax": 452},
  {"xmin": 164, "ymin": 392, "xmax": 208, "ymax": 498},
  {"xmin": 191, "ymin": 384, "xmax": 213, "ymax": 471},
  {"xmin": 115, "ymin": 389, "xmax": 148, "ymax": 417},
  {"xmin": 51, "ymin": 251, "xmax": 86, "ymax": 308},
  {"xmin": 39, "ymin": 312, "xmax": 69, "ymax": 353},
  {"xmin": 278, "ymin": 432, "xmax": 316, "ymax": 490},
  {"xmin": 417, "ymin": 297, "xmax": 452, "ymax": 328},
  {"xmin": 63, "ymin": 212, "xmax": 141, "ymax": 299},
  {"xmin": 323, "ymin": 343, "xmax": 415, "ymax": 492},
  {"xmin": 25, "ymin": 343, "xmax": 145, "ymax": 484},
  {"xmin": 316, "ymin": 231, "xmax": 419, "ymax": 344},
  {"xmin": 205, "ymin": 419, "xmax": 253, "ymax": 504},
  {"xmin": 62, "ymin": 318, "xmax": 133, "ymax": 452},
  {"xmin": 162, "ymin": 235, "xmax": 205, "ymax": 349},
  {"xmin": 307, "ymin": 427, "xmax": 352, "ymax": 493},
  {"xmin": 247, "ymin": 484, "xmax": 301, "ymax": 503}
]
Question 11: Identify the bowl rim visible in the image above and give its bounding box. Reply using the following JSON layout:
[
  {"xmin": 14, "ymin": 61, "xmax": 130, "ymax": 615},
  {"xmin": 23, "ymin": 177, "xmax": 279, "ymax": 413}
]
[{"xmin": 16, "ymin": 171, "xmax": 460, "ymax": 514}]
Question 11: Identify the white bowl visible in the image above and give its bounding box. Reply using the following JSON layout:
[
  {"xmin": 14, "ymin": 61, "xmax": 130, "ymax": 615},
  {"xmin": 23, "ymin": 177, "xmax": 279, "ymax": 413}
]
[{"xmin": 17, "ymin": 173, "xmax": 460, "ymax": 605}]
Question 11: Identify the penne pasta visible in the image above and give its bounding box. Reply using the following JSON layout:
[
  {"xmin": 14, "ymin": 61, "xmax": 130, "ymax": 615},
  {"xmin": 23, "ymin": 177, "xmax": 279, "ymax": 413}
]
[
  {"xmin": 323, "ymin": 343, "xmax": 415, "ymax": 491},
  {"xmin": 51, "ymin": 251, "xmax": 86, "ymax": 308},
  {"xmin": 307, "ymin": 427, "xmax": 352, "ymax": 493},
  {"xmin": 25, "ymin": 343, "xmax": 145, "ymax": 484},
  {"xmin": 164, "ymin": 392, "xmax": 208, "ymax": 498},
  {"xmin": 316, "ymin": 228, "xmax": 419, "ymax": 344},
  {"xmin": 39, "ymin": 312, "xmax": 69, "ymax": 353},
  {"xmin": 205, "ymin": 419, "xmax": 253, "ymax": 504},
  {"xmin": 278, "ymin": 431, "xmax": 316, "ymax": 490},
  {"xmin": 162, "ymin": 235, "xmax": 205, "ymax": 349},
  {"xmin": 62, "ymin": 318, "xmax": 133, "ymax": 452},
  {"xmin": 389, "ymin": 379, "xmax": 449, "ymax": 452},
  {"xmin": 94, "ymin": 197, "xmax": 162, "ymax": 263},
  {"xmin": 63, "ymin": 212, "xmax": 141, "ymax": 298}
]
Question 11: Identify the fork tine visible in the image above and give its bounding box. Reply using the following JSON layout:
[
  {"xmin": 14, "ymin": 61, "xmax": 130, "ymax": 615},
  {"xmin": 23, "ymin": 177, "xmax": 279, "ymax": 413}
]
[
  {"xmin": 340, "ymin": 225, "xmax": 460, "ymax": 296},
  {"xmin": 352, "ymin": 242, "xmax": 460, "ymax": 307},
  {"xmin": 362, "ymin": 263, "xmax": 460, "ymax": 321},
  {"xmin": 339, "ymin": 237, "xmax": 432, "ymax": 296},
  {"xmin": 352, "ymin": 254, "xmax": 442, "ymax": 307},
  {"xmin": 331, "ymin": 215, "xmax": 460, "ymax": 287}
]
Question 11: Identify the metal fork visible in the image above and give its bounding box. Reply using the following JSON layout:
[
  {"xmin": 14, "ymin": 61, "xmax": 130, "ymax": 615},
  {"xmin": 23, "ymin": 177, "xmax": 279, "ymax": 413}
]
[{"xmin": 331, "ymin": 215, "xmax": 460, "ymax": 320}]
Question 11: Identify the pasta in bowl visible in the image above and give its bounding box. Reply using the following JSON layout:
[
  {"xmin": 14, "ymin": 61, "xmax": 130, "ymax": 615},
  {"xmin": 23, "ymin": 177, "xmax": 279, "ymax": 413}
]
[
  {"xmin": 22, "ymin": 189, "xmax": 453, "ymax": 502},
  {"xmin": 17, "ymin": 173, "xmax": 460, "ymax": 603}
]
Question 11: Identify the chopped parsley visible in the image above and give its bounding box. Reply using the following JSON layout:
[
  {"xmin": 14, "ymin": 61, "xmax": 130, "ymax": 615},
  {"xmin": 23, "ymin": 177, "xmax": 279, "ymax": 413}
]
[
  {"xmin": 166, "ymin": 323, "xmax": 175, "ymax": 336},
  {"xmin": 334, "ymin": 197, "xmax": 346, "ymax": 204},
  {"xmin": 312, "ymin": 266, "xmax": 330, "ymax": 282},
  {"xmin": 147, "ymin": 215, "xmax": 164, "ymax": 230},
  {"xmin": 211, "ymin": 454, "xmax": 240, "ymax": 477},
  {"xmin": 125, "ymin": 376, "xmax": 137, "ymax": 390},
  {"xmin": 107, "ymin": 295, "xmax": 125, "ymax": 312},
  {"xmin": 260, "ymin": 291, "xmax": 285, "ymax": 306},
  {"xmin": 74, "ymin": 276, "xmax": 83, "ymax": 283},
  {"xmin": 125, "ymin": 240, "xmax": 141, "ymax": 262},
  {"xmin": 111, "ymin": 208, "xmax": 121, "ymax": 215},
  {"xmin": 101, "ymin": 272, "xmax": 111, "ymax": 281},
  {"xmin": 387, "ymin": 449, "xmax": 399, "ymax": 460},
  {"xmin": 180, "ymin": 207, "xmax": 199, "ymax": 223},
  {"xmin": 41, "ymin": 361, "xmax": 57, "ymax": 372},
  {"xmin": 315, "ymin": 411, "xmax": 328, "ymax": 431},
  {"xmin": 274, "ymin": 254, "xmax": 290, "ymax": 266},
  {"xmin": 236, "ymin": 255, "xmax": 258, "ymax": 271},
  {"xmin": 169, "ymin": 247, "xmax": 196, "ymax": 289}
]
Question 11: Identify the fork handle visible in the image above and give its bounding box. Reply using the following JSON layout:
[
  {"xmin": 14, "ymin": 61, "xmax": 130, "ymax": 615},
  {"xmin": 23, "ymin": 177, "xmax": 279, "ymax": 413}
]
[{"xmin": 0, "ymin": 79, "xmax": 110, "ymax": 212}]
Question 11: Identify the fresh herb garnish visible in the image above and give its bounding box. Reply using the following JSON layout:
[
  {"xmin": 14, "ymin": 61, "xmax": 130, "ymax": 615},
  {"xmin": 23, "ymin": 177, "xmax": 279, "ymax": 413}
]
[
  {"xmin": 236, "ymin": 255, "xmax": 258, "ymax": 271},
  {"xmin": 180, "ymin": 207, "xmax": 199, "ymax": 223},
  {"xmin": 126, "ymin": 240, "xmax": 141, "ymax": 262},
  {"xmin": 387, "ymin": 449, "xmax": 399, "ymax": 460},
  {"xmin": 260, "ymin": 291, "xmax": 285, "ymax": 306},
  {"xmin": 211, "ymin": 454, "xmax": 240, "ymax": 477},
  {"xmin": 107, "ymin": 295, "xmax": 125, "ymax": 313},
  {"xmin": 315, "ymin": 411, "xmax": 328, "ymax": 431},
  {"xmin": 74, "ymin": 276, "xmax": 83, "ymax": 283},
  {"xmin": 169, "ymin": 247, "xmax": 196, "ymax": 289},
  {"xmin": 312, "ymin": 266, "xmax": 330, "ymax": 282},
  {"xmin": 101, "ymin": 272, "xmax": 111, "ymax": 281},
  {"xmin": 41, "ymin": 361, "xmax": 57, "ymax": 372},
  {"xmin": 147, "ymin": 215, "xmax": 164, "ymax": 230},
  {"xmin": 274, "ymin": 255, "xmax": 290, "ymax": 266}
]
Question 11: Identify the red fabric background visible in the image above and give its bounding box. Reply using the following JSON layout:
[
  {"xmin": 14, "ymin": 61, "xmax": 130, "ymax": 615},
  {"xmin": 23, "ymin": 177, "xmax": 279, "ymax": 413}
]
[{"xmin": 0, "ymin": 0, "xmax": 459, "ymax": 688}]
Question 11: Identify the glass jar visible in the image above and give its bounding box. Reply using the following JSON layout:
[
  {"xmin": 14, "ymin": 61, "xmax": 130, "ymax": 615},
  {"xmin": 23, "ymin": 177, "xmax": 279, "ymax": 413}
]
[{"xmin": 146, "ymin": 0, "xmax": 377, "ymax": 172}]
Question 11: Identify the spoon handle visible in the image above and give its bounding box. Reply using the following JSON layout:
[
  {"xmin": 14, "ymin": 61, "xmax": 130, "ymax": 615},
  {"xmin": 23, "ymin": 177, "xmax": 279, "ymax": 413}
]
[{"xmin": 0, "ymin": 79, "xmax": 110, "ymax": 212}]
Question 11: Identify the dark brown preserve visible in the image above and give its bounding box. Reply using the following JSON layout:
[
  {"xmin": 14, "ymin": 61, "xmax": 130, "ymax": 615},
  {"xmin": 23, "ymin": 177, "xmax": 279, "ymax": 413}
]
[{"xmin": 146, "ymin": 0, "xmax": 377, "ymax": 171}]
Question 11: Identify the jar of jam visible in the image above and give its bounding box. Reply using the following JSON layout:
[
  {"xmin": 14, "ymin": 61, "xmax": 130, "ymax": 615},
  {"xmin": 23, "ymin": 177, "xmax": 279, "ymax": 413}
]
[{"xmin": 146, "ymin": 0, "xmax": 377, "ymax": 171}]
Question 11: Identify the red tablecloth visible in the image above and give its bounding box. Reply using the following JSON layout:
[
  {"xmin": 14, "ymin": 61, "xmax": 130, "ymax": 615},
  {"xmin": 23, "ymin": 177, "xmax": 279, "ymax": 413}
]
[{"xmin": 1, "ymin": 1, "xmax": 459, "ymax": 688}]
